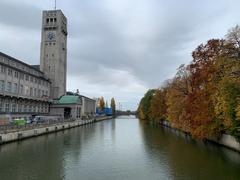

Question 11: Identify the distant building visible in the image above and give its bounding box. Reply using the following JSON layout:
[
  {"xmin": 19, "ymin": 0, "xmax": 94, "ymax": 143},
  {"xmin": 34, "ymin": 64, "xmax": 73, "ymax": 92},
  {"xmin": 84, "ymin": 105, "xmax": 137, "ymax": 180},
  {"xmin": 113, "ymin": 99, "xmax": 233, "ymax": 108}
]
[
  {"xmin": 81, "ymin": 95, "xmax": 96, "ymax": 116},
  {"xmin": 50, "ymin": 94, "xmax": 96, "ymax": 119},
  {"xmin": 96, "ymin": 107, "xmax": 113, "ymax": 116}
]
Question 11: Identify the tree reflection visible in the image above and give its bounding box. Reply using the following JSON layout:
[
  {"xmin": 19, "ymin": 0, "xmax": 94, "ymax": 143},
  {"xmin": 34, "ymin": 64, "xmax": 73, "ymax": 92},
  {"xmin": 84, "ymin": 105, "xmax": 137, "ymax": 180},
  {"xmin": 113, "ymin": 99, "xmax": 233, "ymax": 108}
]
[{"xmin": 139, "ymin": 120, "xmax": 240, "ymax": 179}]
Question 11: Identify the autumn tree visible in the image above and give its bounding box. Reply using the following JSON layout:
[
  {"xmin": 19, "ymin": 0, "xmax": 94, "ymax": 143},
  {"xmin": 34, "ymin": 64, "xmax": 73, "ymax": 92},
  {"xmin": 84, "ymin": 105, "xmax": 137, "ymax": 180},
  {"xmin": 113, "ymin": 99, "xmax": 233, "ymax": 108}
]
[
  {"xmin": 138, "ymin": 25, "xmax": 240, "ymax": 140},
  {"xmin": 213, "ymin": 40, "xmax": 240, "ymax": 138},
  {"xmin": 186, "ymin": 39, "xmax": 225, "ymax": 139},
  {"xmin": 99, "ymin": 97, "xmax": 105, "ymax": 111},
  {"xmin": 215, "ymin": 75, "xmax": 240, "ymax": 134},
  {"xmin": 111, "ymin": 98, "xmax": 116, "ymax": 115},
  {"xmin": 225, "ymin": 25, "xmax": 240, "ymax": 48},
  {"xmin": 166, "ymin": 65, "xmax": 190, "ymax": 132}
]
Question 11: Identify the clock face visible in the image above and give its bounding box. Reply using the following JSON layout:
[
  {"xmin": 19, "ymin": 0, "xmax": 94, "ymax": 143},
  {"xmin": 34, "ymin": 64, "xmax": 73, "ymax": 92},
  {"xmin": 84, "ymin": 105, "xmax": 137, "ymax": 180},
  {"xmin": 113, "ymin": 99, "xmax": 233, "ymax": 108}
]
[{"xmin": 46, "ymin": 31, "xmax": 55, "ymax": 41}]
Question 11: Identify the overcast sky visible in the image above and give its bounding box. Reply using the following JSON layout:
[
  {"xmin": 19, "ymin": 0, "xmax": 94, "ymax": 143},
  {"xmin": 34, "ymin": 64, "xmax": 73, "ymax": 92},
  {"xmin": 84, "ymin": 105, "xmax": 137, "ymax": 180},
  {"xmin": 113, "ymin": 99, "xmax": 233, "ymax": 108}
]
[{"xmin": 0, "ymin": 0, "xmax": 240, "ymax": 110}]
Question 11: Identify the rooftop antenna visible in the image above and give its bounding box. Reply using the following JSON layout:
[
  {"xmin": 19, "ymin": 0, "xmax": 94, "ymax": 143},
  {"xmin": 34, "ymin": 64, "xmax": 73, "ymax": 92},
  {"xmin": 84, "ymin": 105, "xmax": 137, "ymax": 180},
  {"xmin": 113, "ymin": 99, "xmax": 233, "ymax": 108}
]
[{"xmin": 54, "ymin": 0, "xmax": 57, "ymax": 10}]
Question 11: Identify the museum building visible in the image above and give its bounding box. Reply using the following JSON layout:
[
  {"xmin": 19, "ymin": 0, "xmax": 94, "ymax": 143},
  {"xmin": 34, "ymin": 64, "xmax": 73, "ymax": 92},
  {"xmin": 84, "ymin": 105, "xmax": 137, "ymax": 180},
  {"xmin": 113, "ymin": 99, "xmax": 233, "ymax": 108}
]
[{"xmin": 0, "ymin": 9, "xmax": 96, "ymax": 121}]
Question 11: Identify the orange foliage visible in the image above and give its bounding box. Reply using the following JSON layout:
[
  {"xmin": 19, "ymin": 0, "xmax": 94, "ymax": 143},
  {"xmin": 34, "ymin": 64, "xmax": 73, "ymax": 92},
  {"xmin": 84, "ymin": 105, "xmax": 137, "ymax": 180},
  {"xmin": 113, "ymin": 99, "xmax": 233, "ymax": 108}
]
[{"xmin": 138, "ymin": 27, "xmax": 240, "ymax": 140}]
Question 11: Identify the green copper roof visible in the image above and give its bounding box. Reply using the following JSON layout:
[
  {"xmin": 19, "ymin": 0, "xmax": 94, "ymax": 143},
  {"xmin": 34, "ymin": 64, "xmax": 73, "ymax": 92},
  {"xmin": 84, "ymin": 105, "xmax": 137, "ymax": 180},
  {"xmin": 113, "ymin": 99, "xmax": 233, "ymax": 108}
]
[{"xmin": 57, "ymin": 95, "xmax": 81, "ymax": 104}]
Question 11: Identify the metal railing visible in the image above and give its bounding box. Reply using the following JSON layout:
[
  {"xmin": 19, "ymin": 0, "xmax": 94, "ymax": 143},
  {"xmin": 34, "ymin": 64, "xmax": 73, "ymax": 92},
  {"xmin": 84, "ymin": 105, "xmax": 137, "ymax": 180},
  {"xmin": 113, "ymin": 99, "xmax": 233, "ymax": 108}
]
[
  {"xmin": 0, "ymin": 118, "xmax": 76, "ymax": 134},
  {"xmin": 0, "ymin": 116, "xmax": 110, "ymax": 134}
]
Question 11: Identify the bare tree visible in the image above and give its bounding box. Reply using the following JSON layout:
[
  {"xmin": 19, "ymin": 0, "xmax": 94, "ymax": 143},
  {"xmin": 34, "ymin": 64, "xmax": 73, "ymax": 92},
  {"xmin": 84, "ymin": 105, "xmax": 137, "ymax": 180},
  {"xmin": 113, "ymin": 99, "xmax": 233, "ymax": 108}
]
[{"xmin": 226, "ymin": 25, "xmax": 240, "ymax": 48}]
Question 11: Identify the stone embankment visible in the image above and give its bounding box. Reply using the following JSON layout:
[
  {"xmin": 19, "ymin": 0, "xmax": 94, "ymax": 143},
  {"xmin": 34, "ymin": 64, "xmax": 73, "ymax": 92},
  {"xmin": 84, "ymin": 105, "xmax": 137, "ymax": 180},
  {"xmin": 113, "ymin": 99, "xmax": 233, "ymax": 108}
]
[
  {"xmin": 0, "ymin": 116, "xmax": 113, "ymax": 145},
  {"xmin": 159, "ymin": 120, "xmax": 240, "ymax": 153}
]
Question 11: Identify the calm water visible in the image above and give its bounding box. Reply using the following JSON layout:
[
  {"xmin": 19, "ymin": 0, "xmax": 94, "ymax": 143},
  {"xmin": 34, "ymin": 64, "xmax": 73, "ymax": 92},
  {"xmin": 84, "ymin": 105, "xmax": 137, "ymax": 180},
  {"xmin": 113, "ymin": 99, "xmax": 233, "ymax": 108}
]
[{"xmin": 0, "ymin": 116, "xmax": 240, "ymax": 180}]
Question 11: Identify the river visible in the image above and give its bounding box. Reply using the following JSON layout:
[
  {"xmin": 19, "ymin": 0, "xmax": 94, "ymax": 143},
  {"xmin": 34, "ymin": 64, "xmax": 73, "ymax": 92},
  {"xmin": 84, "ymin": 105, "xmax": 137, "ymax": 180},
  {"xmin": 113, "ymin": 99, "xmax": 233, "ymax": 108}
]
[{"xmin": 0, "ymin": 116, "xmax": 240, "ymax": 180}]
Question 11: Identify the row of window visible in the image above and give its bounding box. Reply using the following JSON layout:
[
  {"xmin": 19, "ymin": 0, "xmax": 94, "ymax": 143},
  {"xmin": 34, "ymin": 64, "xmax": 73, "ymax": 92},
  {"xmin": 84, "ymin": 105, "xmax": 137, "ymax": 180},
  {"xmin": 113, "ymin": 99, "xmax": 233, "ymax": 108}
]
[
  {"xmin": 0, "ymin": 100, "xmax": 48, "ymax": 113},
  {"xmin": 0, "ymin": 65, "xmax": 49, "ymax": 87},
  {"xmin": 0, "ymin": 56, "xmax": 42, "ymax": 77},
  {"xmin": 45, "ymin": 42, "xmax": 56, "ymax": 46},
  {"xmin": 46, "ymin": 18, "xmax": 57, "ymax": 24},
  {"xmin": 0, "ymin": 80, "xmax": 48, "ymax": 97}
]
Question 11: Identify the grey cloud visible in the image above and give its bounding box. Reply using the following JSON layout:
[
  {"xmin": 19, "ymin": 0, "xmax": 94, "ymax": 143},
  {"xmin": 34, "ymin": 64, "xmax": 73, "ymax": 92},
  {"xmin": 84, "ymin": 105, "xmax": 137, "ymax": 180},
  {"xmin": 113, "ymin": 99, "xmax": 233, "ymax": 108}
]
[
  {"xmin": 1, "ymin": 0, "xmax": 240, "ymax": 109},
  {"xmin": 0, "ymin": 1, "xmax": 41, "ymax": 30},
  {"xmin": 66, "ymin": 0, "xmax": 224, "ymax": 88}
]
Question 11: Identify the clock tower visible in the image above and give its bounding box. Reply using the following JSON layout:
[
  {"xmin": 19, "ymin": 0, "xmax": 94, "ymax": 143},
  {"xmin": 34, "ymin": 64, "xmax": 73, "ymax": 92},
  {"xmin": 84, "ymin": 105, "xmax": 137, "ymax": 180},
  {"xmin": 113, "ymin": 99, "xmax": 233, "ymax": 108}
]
[{"xmin": 40, "ymin": 10, "xmax": 68, "ymax": 99}]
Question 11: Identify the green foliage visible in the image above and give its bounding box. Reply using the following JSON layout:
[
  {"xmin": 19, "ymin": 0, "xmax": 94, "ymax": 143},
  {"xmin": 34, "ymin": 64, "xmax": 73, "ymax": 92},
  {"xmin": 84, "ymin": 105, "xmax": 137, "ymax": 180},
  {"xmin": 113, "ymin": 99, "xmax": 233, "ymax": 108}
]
[
  {"xmin": 149, "ymin": 89, "xmax": 167, "ymax": 121},
  {"xmin": 137, "ymin": 89, "xmax": 156, "ymax": 120}
]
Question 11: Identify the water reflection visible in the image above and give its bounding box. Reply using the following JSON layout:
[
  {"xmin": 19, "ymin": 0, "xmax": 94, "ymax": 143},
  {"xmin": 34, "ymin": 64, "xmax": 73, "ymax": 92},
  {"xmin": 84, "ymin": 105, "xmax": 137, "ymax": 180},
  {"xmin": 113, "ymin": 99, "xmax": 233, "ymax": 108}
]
[
  {"xmin": 0, "ymin": 132, "xmax": 65, "ymax": 180},
  {"xmin": 0, "ymin": 117, "xmax": 240, "ymax": 180},
  {"xmin": 140, "ymin": 122, "xmax": 240, "ymax": 180}
]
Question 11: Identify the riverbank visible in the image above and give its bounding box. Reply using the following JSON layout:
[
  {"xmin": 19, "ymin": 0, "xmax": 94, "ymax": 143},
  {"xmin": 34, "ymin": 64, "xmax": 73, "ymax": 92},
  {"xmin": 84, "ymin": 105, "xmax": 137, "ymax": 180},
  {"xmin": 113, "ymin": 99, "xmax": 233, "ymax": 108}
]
[
  {"xmin": 0, "ymin": 116, "xmax": 113, "ymax": 145},
  {"xmin": 159, "ymin": 120, "xmax": 240, "ymax": 153}
]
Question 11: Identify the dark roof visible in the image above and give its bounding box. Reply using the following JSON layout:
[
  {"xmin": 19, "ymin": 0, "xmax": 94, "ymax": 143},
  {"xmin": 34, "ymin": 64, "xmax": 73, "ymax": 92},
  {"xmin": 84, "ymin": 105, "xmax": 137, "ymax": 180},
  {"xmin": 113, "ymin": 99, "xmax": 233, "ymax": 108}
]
[
  {"xmin": 31, "ymin": 65, "xmax": 40, "ymax": 71},
  {"xmin": 0, "ymin": 51, "xmax": 44, "ymax": 74}
]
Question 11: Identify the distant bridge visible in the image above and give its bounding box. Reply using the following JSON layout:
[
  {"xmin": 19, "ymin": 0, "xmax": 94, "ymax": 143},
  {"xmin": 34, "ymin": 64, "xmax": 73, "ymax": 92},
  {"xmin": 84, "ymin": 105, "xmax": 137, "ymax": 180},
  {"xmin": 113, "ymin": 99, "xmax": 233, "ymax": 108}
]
[{"xmin": 115, "ymin": 110, "xmax": 136, "ymax": 116}]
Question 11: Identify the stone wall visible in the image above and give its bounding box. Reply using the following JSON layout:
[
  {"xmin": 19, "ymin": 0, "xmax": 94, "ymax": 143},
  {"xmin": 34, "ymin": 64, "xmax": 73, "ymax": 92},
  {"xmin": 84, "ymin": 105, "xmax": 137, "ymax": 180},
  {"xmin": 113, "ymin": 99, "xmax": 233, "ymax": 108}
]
[
  {"xmin": 159, "ymin": 120, "xmax": 240, "ymax": 152},
  {"xmin": 211, "ymin": 134, "xmax": 240, "ymax": 152}
]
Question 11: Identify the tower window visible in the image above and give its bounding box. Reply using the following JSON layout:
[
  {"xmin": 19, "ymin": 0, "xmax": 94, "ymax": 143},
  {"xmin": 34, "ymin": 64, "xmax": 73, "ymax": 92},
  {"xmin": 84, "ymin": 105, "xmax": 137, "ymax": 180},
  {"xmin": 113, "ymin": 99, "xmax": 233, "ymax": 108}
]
[
  {"xmin": 0, "ymin": 99, "xmax": 3, "ymax": 112},
  {"xmin": 25, "ymin": 75, "xmax": 29, "ymax": 81},
  {"xmin": 13, "ymin": 83, "xmax": 18, "ymax": 94},
  {"xmin": 5, "ymin": 101, "xmax": 9, "ymax": 112},
  {"xmin": 1, "ymin": 66, "xmax": 6, "ymax": 73},
  {"xmin": 7, "ymin": 82, "xmax": 12, "ymax": 92},
  {"xmin": 0, "ymin": 80, "xmax": 5, "ymax": 92},
  {"xmin": 54, "ymin": 18, "xmax": 57, "ymax": 22},
  {"xmin": 20, "ymin": 73, "xmax": 24, "ymax": 79},
  {"xmin": 14, "ymin": 71, "xmax": 18, "ymax": 78},
  {"xmin": 8, "ymin": 69, "xmax": 12, "ymax": 76},
  {"xmin": 20, "ymin": 85, "xmax": 23, "ymax": 94}
]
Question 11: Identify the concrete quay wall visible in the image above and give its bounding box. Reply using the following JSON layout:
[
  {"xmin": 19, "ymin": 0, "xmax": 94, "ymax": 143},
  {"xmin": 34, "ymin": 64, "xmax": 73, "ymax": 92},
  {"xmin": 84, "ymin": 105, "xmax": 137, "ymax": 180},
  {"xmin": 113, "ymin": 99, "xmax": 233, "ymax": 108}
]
[
  {"xmin": 210, "ymin": 134, "xmax": 240, "ymax": 152},
  {"xmin": 159, "ymin": 120, "xmax": 240, "ymax": 153},
  {"xmin": 0, "ymin": 116, "xmax": 113, "ymax": 145}
]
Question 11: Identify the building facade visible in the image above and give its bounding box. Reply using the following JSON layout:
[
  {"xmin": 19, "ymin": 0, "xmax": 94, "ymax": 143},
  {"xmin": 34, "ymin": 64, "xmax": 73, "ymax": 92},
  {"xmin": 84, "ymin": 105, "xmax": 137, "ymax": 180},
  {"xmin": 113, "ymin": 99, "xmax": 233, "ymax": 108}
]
[
  {"xmin": 40, "ymin": 10, "xmax": 68, "ymax": 99},
  {"xmin": 0, "ymin": 52, "xmax": 50, "ymax": 120},
  {"xmin": 50, "ymin": 95, "xmax": 96, "ymax": 119},
  {"xmin": 81, "ymin": 96, "xmax": 96, "ymax": 116}
]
